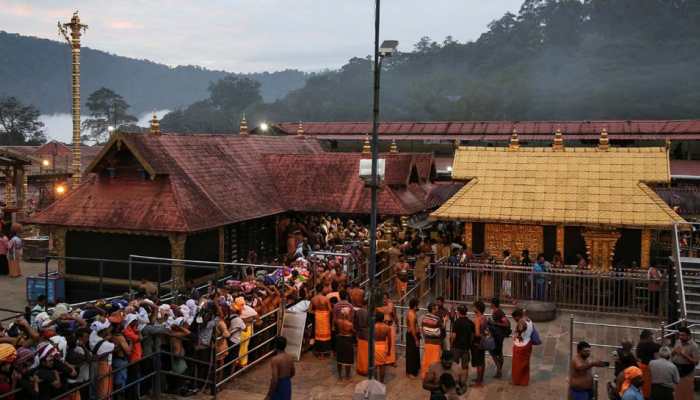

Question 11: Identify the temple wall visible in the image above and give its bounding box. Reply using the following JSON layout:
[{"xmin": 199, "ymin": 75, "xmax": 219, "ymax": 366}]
[{"xmin": 484, "ymin": 223, "xmax": 543, "ymax": 258}]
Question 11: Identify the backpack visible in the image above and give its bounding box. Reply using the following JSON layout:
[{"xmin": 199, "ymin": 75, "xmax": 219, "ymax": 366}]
[{"xmin": 421, "ymin": 314, "xmax": 442, "ymax": 339}]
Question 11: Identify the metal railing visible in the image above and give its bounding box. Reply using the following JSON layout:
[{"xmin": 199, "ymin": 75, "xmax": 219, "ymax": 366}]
[
  {"xmin": 672, "ymin": 223, "xmax": 688, "ymax": 320},
  {"xmin": 433, "ymin": 263, "xmax": 668, "ymax": 318}
]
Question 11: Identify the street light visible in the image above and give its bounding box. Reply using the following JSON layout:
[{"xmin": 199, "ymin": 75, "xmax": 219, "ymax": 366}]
[
  {"xmin": 260, "ymin": 122, "xmax": 270, "ymax": 132},
  {"xmin": 42, "ymin": 159, "xmax": 50, "ymax": 167},
  {"xmin": 365, "ymin": 0, "xmax": 398, "ymax": 382},
  {"xmin": 55, "ymin": 184, "xmax": 66, "ymax": 195}
]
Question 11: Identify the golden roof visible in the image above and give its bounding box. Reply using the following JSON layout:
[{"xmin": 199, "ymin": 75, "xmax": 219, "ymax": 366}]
[{"xmin": 431, "ymin": 146, "xmax": 685, "ymax": 228}]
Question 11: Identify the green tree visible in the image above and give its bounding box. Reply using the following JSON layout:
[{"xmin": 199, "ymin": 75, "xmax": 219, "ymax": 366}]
[
  {"xmin": 82, "ymin": 87, "xmax": 137, "ymax": 144},
  {"xmin": 208, "ymin": 75, "xmax": 262, "ymax": 112},
  {"xmin": 0, "ymin": 96, "xmax": 46, "ymax": 145}
]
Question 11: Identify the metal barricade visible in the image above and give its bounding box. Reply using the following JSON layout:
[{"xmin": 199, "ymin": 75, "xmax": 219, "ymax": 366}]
[{"xmin": 434, "ymin": 263, "xmax": 668, "ymax": 318}]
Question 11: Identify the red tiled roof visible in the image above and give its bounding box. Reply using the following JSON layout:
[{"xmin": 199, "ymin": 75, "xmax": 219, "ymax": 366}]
[
  {"xmin": 263, "ymin": 153, "xmax": 433, "ymax": 216},
  {"xmin": 32, "ymin": 133, "xmax": 323, "ymax": 233},
  {"xmin": 275, "ymin": 120, "xmax": 700, "ymax": 140},
  {"xmin": 670, "ymin": 160, "xmax": 700, "ymax": 177}
]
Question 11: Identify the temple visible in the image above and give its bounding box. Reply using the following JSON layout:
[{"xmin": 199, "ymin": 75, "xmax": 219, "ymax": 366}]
[
  {"xmin": 430, "ymin": 130, "xmax": 685, "ymax": 271},
  {"xmin": 29, "ymin": 118, "xmax": 452, "ymax": 299}
]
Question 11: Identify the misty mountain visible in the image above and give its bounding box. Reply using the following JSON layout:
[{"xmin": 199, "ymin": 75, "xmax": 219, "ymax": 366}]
[
  {"xmin": 0, "ymin": 31, "xmax": 307, "ymax": 115},
  {"xmin": 252, "ymin": 0, "xmax": 700, "ymax": 124}
]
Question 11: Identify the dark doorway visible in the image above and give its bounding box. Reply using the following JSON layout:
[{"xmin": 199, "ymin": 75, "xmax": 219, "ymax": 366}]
[
  {"xmin": 185, "ymin": 229, "xmax": 220, "ymax": 281},
  {"xmin": 472, "ymin": 222, "xmax": 485, "ymax": 254},
  {"xmin": 564, "ymin": 226, "xmax": 587, "ymax": 265},
  {"xmin": 543, "ymin": 226, "xmax": 557, "ymax": 261},
  {"xmin": 613, "ymin": 229, "xmax": 641, "ymax": 267}
]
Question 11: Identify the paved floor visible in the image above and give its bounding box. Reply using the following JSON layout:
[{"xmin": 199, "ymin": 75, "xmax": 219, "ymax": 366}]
[
  {"xmin": 213, "ymin": 311, "xmax": 660, "ymax": 400},
  {"xmin": 0, "ymin": 260, "xmax": 46, "ymax": 321}
]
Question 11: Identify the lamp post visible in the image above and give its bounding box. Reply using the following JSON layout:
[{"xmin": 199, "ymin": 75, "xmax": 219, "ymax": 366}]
[{"xmin": 366, "ymin": 0, "xmax": 398, "ymax": 381}]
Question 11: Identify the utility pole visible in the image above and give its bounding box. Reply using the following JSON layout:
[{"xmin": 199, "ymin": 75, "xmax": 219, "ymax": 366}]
[
  {"xmin": 58, "ymin": 11, "xmax": 87, "ymax": 188},
  {"xmin": 367, "ymin": 0, "xmax": 381, "ymax": 381}
]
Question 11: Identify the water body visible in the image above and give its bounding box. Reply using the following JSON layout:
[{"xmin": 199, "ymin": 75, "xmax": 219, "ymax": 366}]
[{"xmin": 39, "ymin": 110, "xmax": 169, "ymax": 143}]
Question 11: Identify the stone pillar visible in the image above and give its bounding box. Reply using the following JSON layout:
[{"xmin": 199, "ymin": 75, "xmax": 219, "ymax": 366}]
[
  {"xmin": 4, "ymin": 169, "xmax": 14, "ymax": 207},
  {"xmin": 218, "ymin": 227, "xmax": 226, "ymax": 275},
  {"xmin": 556, "ymin": 225, "xmax": 565, "ymax": 261},
  {"xmin": 169, "ymin": 234, "xmax": 187, "ymax": 291},
  {"xmin": 14, "ymin": 167, "xmax": 25, "ymax": 210},
  {"xmin": 463, "ymin": 222, "xmax": 472, "ymax": 249},
  {"xmin": 53, "ymin": 227, "xmax": 67, "ymax": 274},
  {"xmin": 641, "ymin": 229, "xmax": 652, "ymax": 269},
  {"xmin": 582, "ymin": 228, "xmax": 621, "ymax": 272}
]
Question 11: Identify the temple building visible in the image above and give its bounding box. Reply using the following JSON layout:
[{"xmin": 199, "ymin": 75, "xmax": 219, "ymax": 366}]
[
  {"xmin": 266, "ymin": 120, "xmax": 700, "ymax": 163},
  {"xmin": 0, "ymin": 142, "xmax": 102, "ymax": 211},
  {"xmin": 430, "ymin": 130, "xmax": 685, "ymax": 271},
  {"xmin": 30, "ymin": 118, "xmax": 450, "ymax": 300}
]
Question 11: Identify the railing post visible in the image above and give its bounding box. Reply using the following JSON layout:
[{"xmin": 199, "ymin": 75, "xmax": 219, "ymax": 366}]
[
  {"xmin": 211, "ymin": 341, "xmax": 218, "ymax": 400},
  {"xmin": 660, "ymin": 320, "xmax": 666, "ymax": 344},
  {"xmin": 44, "ymin": 256, "xmax": 49, "ymax": 303},
  {"xmin": 569, "ymin": 314, "xmax": 574, "ymax": 367},
  {"xmin": 153, "ymin": 352, "xmax": 161, "ymax": 400},
  {"xmin": 157, "ymin": 264, "xmax": 161, "ymax": 298},
  {"xmin": 99, "ymin": 260, "xmax": 104, "ymax": 299},
  {"xmin": 592, "ymin": 373, "xmax": 599, "ymax": 400},
  {"xmin": 128, "ymin": 257, "xmax": 133, "ymax": 296}
]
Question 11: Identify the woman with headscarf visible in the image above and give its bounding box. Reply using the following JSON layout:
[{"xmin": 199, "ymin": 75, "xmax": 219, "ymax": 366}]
[
  {"xmin": 235, "ymin": 297, "xmax": 258, "ymax": 367},
  {"xmin": 511, "ymin": 307, "xmax": 534, "ymax": 386},
  {"xmin": 619, "ymin": 366, "xmax": 644, "ymax": 400}
]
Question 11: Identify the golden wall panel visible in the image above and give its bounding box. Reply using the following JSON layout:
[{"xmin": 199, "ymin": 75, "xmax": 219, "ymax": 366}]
[{"xmin": 484, "ymin": 223, "xmax": 543, "ymax": 258}]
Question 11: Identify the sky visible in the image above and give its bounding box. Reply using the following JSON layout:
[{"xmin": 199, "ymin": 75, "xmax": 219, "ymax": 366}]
[{"xmin": 0, "ymin": 0, "xmax": 523, "ymax": 73}]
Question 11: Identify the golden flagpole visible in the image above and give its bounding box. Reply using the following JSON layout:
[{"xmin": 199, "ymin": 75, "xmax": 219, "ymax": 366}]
[{"xmin": 58, "ymin": 11, "xmax": 87, "ymax": 188}]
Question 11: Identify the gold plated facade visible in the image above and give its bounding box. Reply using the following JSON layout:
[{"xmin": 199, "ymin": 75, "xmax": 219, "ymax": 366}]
[{"xmin": 433, "ymin": 146, "xmax": 683, "ymax": 228}]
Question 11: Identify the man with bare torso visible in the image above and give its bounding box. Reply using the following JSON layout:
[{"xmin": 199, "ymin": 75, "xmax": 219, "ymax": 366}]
[
  {"xmin": 377, "ymin": 293, "xmax": 397, "ymax": 366},
  {"xmin": 349, "ymin": 285, "xmax": 365, "ymax": 308},
  {"xmin": 394, "ymin": 255, "xmax": 410, "ymax": 298},
  {"xmin": 265, "ymin": 337, "xmax": 295, "ymax": 400},
  {"xmin": 311, "ymin": 284, "xmax": 332, "ymax": 357},
  {"xmin": 335, "ymin": 305, "xmax": 355, "ymax": 380},
  {"xmin": 374, "ymin": 312, "xmax": 392, "ymax": 383}
]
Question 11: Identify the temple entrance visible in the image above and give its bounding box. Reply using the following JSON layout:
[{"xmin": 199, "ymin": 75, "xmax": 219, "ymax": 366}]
[
  {"xmin": 613, "ymin": 229, "xmax": 642, "ymax": 267},
  {"xmin": 543, "ymin": 225, "xmax": 557, "ymax": 261},
  {"xmin": 564, "ymin": 226, "xmax": 587, "ymax": 265},
  {"xmin": 472, "ymin": 222, "xmax": 485, "ymax": 254}
]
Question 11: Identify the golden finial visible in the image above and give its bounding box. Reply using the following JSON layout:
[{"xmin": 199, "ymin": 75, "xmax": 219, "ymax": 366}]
[
  {"xmin": 362, "ymin": 135, "xmax": 371, "ymax": 154},
  {"xmin": 296, "ymin": 121, "xmax": 304, "ymax": 136},
  {"xmin": 389, "ymin": 139, "xmax": 398, "ymax": 153},
  {"xmin": 553, "ymin": 128, "xmax": 564, "ymax": 151},
  {"xmin": 150, "ymin": 113, "xmax": 160, "ymax": 136},
  {"xmin": 239, "ymin": 114, "xmax": 248, "ymax": 135},
  {"xmin": 598, "ymin": 128, "xmax": 609, "ymax": 151},
  {"xmin": 509, "ymin": 128, "xmax": 520, "ymax": 150}
]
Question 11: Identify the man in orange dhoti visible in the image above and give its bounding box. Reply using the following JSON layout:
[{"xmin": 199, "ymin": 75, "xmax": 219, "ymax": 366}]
[
  {"xmin": 374, "ymin": 313, "xmax": 391, "ymax": 383},
  {"xmin": 353, "ymin": 299, "xmax": 369, "ymax": 375},
  {"xmin": 377, "ymin": 293, "xmax": 397, "ymax": 366},
  {"xmin": 311, "ymin": 285, "xmax": 332, "ymax": 357},
  {"xmin": 420, "ymin": 303, "xmax": 444, "ymax": 378}
]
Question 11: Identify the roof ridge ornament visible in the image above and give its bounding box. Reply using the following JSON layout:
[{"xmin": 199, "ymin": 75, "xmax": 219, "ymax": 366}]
[
  {"xmin": 509, "ymin": 128, "xmax": 520, "ymax": 150},
  {"xmin": 362, "ymin": 135, "xmax": 371, "ymax": 154},
  {"xmin": 553, "ymin": 128, "xmax": 564, "ymax": 151},
  {"xmin": 599, "ymin": 128, "xmax": 609, "ymax": 151},
  {"xmin": 296, "ymin": 121, "xmax": 304, "ymax": 136},
  {"xmin": 389, "ymin": 139, "xmax": 398, "ymax": 153},
  {"xmin": 149, "ymin": 112, "xmax": 160, "ymax": 136},
  {"xmin": 239, "ymin": 113, "xmax": 248, "ymax": 136}
]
